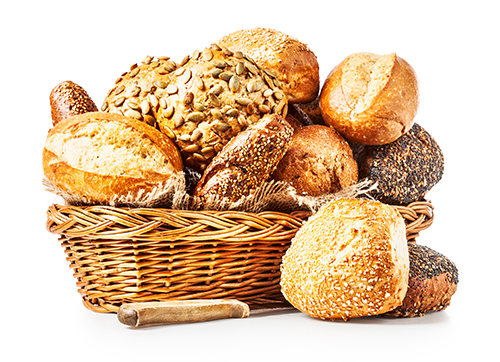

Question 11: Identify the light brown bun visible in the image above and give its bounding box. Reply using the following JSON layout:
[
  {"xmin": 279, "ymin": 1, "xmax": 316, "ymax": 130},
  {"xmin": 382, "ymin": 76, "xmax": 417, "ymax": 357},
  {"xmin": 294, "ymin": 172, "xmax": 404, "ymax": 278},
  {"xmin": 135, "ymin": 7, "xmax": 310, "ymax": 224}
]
[
  {"xmin": 384, "ymin": 243, "xmax": 458, "ymax": 318},
  {"xmin": 194, "ymin": 114, "xmax": 293, "ymax": 202},
  {"xmin": 319, "ymin": 52, "xmax": 419, "ymax": 145},
  {"xmin": 272, "ymin": 125, "xmax": 358, "ymax": 196},
  {"xmin": 218, "ymin": 27, "xmax": 320, "ymax": 104},
  {"xmin": 103, "ymin": 45, "xmax": 287, "ymax": 172},
  {"xmin": 280, "ymin": 198, "xmax": 409, "ymax": 321},
  {"xmin": 50, "ymin": 81, "xmax": 98, "ymax": 125},
  {"xmin": 43, "ymin": 112, "xmax": 183, "ymax": 206}
]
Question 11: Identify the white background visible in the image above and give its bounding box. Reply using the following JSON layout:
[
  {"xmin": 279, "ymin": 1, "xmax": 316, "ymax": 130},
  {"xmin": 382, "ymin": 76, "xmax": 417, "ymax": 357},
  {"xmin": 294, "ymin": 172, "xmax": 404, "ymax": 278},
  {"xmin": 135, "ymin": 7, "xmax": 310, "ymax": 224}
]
[{"xmin": 2, "ymin": 1, "xmax": 498, "ymax": 361}]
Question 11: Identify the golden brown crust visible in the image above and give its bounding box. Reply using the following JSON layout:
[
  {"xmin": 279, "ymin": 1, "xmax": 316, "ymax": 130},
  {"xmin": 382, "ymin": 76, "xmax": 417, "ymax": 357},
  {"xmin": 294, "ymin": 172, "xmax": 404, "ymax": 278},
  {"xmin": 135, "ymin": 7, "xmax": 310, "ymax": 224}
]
[
  {"xmin": 272, "ymin": 125, "xmax": 358, "ymax": 196},
  {"xmin": 319, "ymin": 52, "xmax": 419, "ymax": 145},
  {"xmin": 50, "ymin": 81, "xmax": 98, "ymax": 125},
  {"xmin": 218, "ymin": 28, "xmax": 320, "ymax": 104},
  {"xmin": 280, "ymin": 198, "xmax": 409, "ymax": 321},
  {"xmin": 43, "ymin": 112, "xmax": 183, "ymax": 206},
  {"xmin": 193, "ymin": 114, "xmax": 293, "ymax": 202}
]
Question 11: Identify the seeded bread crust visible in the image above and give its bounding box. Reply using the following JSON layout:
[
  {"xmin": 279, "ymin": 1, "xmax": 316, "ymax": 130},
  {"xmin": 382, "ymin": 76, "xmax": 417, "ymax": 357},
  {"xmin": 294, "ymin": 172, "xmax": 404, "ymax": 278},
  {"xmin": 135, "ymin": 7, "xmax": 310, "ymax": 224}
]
[
  {"xmin": 280, "ymin": 198, "xmax": 409, "ymax": 321},
  {"xmin": 384, "ymin": 243, "xmax": 458, "ymax": 318},
  {"xmin": 193, "ymin": 114, "xmax": 293, "ymax": 202},
  {"xmin": 355, "ymin": 123, "xmax": 444, "ymax": 205},
  {"xmin": 218, "ymin": 27, "xmax": 320, "ymax": 104},
  {"xmin": 296, "ymin": 95, "xmax": 325, "ymax": 125},
  {"xmin": 42, "ymin": 112, "xmax": 183, "ymax": 206},
  {"xmin": 319, "ymin": 52, "xmax": 419, "ymax": 145},
  {"xmin": 272, "ymin": 125, "xmax": 358, "ymax": 196},
  {"xmin": 50, "ymin": 81, "xmax": 98, "ymax": 125},
  {"xmin": 103, "ymin": 45, "xmax": 287, "ymax": 172}
]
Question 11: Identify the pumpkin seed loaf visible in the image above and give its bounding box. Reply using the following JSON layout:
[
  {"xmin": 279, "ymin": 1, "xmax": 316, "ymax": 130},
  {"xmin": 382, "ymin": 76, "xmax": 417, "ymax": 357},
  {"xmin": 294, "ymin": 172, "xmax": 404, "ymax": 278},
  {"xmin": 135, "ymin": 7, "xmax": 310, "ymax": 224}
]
[
  {"xmin": 50, "ymin": 81, "xmax": 98, "ymax": 125},
  {"xmin": 103, "ymin": 45, "xmax": 288, "ymax": 172},
  {"xmin": 102, "ymin": 55, "xmax": 180, "ymax": 128}
]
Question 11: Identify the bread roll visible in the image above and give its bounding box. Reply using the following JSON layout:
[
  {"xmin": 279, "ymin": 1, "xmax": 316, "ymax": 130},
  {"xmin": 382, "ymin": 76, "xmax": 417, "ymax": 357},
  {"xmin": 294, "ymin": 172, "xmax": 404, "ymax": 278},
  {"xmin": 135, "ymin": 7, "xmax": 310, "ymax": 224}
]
[
  {"xmin": 43, "ymin": 112, "xmax": 183, "ymax": 206},
  {"xmin": 50, "ymin": 81, "xmax": 98, "ymax": 125},
  {"xmin": 280, "ymin": 198, "xmax": 409, "ymax": 321},
  {"xmin": 384, "ymin": 243, "xmax": 458, "ymax": 318},
  {"xmin": 355, "ymin": 123, "xmax": 444, "ymax": 205},
  {"xmin": 272, "ymin": 125, "xmax": 358, "ymax": 196},
  {"xmin": 103, "ymin": 45, "xmax": 287, "ymax": 172},
  {"xmin": 218, "ymin": 27, "xmax": 320, "ymax": 104},
  {"xmin": 319, "ymin": 52, "xmax": 419, "ymax": 145},
  {"xmin": 193, "ymin": 114, "xmax": 293, "ymax": 202}
]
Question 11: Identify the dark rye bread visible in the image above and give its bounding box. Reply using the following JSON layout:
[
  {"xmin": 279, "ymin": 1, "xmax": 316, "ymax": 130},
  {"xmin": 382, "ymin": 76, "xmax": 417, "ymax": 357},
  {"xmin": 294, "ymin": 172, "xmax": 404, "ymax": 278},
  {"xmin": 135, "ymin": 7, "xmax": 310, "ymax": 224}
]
[
  {"xmin": 355, "ymin": 123, "xmax": 444, "ymax": 205},
  {"xmin": 384, "ymin": 243, "xmax": 458, "ymax": 318}
]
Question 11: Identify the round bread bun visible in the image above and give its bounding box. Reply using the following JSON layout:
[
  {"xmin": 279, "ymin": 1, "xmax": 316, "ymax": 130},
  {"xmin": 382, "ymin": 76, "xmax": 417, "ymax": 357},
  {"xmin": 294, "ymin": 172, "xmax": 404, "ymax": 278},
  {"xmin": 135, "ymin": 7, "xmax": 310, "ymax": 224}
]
[
  {"xmin": 272, "ymin": 125, "xmax": 358, "ymax": 196},
  {"xmin": 43, "ymin": 112, "xmax": 183, "ymax": 206},
  {"xmin": 103, "ymin": 45, "xmax": 287, "ymax": 172},
  {"xmin": 355, "ymin": 122, "xmax": 444, "ymax": 205},
  {"xmin": 217, "ymin": 27, "xmax": 320, "ymax": 104},
  {"xmin": 280, "ymin": 198, "xmax": 409, "ymax": 321},
  {"xmin": 384, "ymin": 243, "xmax": 458, "ymax": 318},
  {"xmin": 319, "ymin": 52, "xmax": 419, "ymax": 145}
]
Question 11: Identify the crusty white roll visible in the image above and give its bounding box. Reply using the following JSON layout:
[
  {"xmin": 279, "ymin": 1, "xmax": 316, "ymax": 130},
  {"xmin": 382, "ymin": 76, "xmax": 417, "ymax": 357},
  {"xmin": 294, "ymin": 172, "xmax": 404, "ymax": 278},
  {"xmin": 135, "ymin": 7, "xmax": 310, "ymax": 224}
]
[
  {"xmin": 43, "ymin": 112, "xmax": 183, "ymax": 206},
  {"xmin": 280, "ymin": 198, "xmax": 409, "ymax": 321},
  {"xmin": 319, "ymin": 52, "xmax": 419, "ymax": 145},
  {"xmin": 217, "ymin": 27, "xmax": 320, "ymax": 104}
]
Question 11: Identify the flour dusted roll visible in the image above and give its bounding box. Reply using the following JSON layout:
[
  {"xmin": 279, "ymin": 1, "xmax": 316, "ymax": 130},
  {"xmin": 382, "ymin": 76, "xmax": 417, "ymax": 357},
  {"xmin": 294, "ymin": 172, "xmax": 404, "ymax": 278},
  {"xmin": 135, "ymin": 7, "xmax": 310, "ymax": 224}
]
[
  {"xmin": 43, "ymin": 112, "xmax": 183, "ymax": 206},
  {"xmin": 218, "ymin": 27, "xmax": 320, "ymax": 104},
  {"xmin": 280, "ymin": 198, "xmax": 409, "ymax": 321},
  {"xmin": 320, "ymin": 52, "xmax": 419, "ymax": 145}
]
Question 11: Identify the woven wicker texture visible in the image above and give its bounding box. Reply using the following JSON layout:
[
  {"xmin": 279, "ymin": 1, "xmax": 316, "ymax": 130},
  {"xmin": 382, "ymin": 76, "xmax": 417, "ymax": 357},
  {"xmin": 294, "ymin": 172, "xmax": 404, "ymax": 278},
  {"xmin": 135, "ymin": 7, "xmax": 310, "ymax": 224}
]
[{"xmin": 46, "ymin": 200, "xmax": 433, "ymax": 313}]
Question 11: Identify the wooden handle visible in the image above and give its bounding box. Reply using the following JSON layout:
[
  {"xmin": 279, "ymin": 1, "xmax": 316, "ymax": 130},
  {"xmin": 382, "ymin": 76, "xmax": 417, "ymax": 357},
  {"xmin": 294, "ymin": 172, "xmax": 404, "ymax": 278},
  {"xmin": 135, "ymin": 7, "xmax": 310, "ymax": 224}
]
[{"xmin": 117, "ymin": 299, "xmax": 250, "ymax": 327}]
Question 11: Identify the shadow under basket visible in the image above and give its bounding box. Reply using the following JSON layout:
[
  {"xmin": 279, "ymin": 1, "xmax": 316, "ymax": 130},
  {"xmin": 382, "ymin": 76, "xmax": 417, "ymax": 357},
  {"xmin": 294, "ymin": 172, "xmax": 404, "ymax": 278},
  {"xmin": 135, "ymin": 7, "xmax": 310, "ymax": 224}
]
[{"xmin": 46, "ymin": 200, "xmax": 434, "ymax": 313}]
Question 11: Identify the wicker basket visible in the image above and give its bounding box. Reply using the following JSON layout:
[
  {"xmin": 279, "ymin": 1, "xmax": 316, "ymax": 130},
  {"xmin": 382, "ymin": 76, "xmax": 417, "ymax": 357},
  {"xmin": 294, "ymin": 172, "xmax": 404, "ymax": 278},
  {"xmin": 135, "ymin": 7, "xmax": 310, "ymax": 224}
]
[{"xmin": 46, "ymin": 200, "xmax": 433, "ymax": 313}]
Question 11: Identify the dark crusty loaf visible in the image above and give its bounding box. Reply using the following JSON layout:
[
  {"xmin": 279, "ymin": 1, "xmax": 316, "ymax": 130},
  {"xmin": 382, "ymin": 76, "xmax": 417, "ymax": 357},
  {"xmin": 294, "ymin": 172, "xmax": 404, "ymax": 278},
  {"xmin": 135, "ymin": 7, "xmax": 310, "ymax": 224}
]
[
  {"xmin": 50, "ymin": 81, "xmax": 98, "ymax": 125},
  {"xmin": 193, "ymin": 114, "xmax": 293, "ymax": 202},
  {"xmin": 384, "ymin": 243, "xmax": 458, "ymax": 318},
  {"xmin": 355, "ymin": 122, "xmax": 444, "ymax": 205},
  {"xmin": 272, "ymin": 125, "xmax": 358, "ymax": 196}
]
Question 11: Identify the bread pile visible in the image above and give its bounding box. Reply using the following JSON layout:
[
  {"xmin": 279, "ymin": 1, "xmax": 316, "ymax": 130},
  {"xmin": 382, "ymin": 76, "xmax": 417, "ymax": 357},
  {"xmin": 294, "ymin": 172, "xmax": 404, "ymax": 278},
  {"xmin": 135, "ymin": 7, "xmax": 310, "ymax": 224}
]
[{"xmin": 43, "ymin": 27, "xmax": 457, "ymax": 321}]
